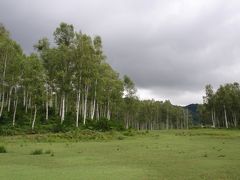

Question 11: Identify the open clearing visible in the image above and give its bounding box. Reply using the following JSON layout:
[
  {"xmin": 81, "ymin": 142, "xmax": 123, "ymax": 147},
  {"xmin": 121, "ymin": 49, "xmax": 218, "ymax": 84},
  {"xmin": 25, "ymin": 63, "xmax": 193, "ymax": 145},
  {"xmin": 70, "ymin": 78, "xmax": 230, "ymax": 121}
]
[{"xmin": 0, "ymin": 129, "xmax": 240, "ymax": 180}]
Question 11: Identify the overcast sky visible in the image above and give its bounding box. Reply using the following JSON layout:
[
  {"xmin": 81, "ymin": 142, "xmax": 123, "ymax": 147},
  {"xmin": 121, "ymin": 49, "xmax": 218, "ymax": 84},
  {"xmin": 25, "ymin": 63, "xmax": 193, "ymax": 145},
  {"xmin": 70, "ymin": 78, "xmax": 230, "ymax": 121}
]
[{"xmin": 1, "ymin": 0, "xmax": 240, "ymax": 105}]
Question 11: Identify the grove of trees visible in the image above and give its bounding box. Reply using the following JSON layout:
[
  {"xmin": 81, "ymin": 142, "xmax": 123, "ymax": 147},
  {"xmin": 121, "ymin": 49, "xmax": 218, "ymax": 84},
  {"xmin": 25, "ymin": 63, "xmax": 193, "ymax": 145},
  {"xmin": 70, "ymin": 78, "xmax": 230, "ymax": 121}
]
[
  {"xmin": 200, "ymin": 83, "xmax": 240, "ymax": 128},
  {"xmin": 0, "ymin": 22, "xmax": 191, "ymax": 132}
]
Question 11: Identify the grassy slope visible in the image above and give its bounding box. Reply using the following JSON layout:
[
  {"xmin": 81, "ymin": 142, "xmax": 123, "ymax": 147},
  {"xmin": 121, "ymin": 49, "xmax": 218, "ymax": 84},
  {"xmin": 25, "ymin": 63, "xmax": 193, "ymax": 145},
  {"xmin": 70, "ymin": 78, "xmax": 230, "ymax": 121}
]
[{"xmin": 0, "ymin": 129, "xmax": 239, "ymax": 180}]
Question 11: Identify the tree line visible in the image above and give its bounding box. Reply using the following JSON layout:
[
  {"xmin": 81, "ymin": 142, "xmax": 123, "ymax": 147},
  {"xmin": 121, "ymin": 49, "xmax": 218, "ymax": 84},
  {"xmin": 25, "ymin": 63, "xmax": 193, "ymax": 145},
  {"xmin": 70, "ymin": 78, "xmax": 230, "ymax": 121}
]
[
  {"xmin": 0, "ymin": 22, "xmax": 191, "ymax": 131},
  {"xmin": 199, "ymin": 83, "xmax": 240, "ymax": 128}
]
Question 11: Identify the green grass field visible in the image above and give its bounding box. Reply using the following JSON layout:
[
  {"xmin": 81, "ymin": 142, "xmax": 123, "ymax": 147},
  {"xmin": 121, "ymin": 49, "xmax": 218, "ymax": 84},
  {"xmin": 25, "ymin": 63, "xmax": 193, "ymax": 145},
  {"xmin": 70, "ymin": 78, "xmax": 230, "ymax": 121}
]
[{"xmin": 0, "ymin": 129, "xmax": 240, "ymax": 180}]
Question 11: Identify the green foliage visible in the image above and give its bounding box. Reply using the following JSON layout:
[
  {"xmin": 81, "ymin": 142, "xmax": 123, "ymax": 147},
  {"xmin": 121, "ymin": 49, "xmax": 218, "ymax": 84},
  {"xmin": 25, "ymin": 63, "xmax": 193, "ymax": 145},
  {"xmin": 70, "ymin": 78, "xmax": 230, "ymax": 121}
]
[
  {"xmin": 202, "ymin": 82, "xmax": 240, "ymax": 128},
  {"xmin": 117, "ymin": 136, "xmax": 125, "ymax": 140},
  {"xmin": 30, "ymin": 149, "xmax": 43, "ymax": 155},
  {"xmin": 53, "ymin": 22, "xmax": 74, "ymax": 46},
  {"xmin": 45, "ymin": 149, "xmax": 53, "ymax": 155},
  {"xmin": 123, "ymin": 130, "xmax": 135, "ymax": 136},
  {"xmin": 0, "ymin": 22, "xmax": 192, "ymax": 132},
  {"xmin": 85, "ymin": 118, "xmax": 125, "ymax": 131},
  {"xmin": 0, "ymin": 145, "xmax": 7, "ymax": 153}
]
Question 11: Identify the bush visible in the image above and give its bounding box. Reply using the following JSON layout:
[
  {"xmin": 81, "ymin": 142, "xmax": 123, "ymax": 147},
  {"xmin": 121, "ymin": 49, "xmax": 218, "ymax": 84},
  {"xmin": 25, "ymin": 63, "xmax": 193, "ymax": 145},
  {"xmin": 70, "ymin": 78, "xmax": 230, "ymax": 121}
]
[
  {"xmin": 94, "ymin": 119, "xmax": 111, "ymax": 131},
  {"xmin": 0, "ymin": 146, "xmax": 7, "ymax": 153},
  {"xmin": 123, "ymin": 130, "xmax": 135, "ymax": 136},
  {"xmin": 117, "ymin": 136, "xmax": 125, "ymax": 140},
  {"xmin": 52, "ymin": 123, "xmax": 71, "ymax": 133},
  {"xmin": 85, "ymin": 118, "xmax": 125, "ymax": 132},
  {"xmin": 31, "ymin": 149, "xmax": 43, "ymax": 155},
  {"xmin": 45, "ymin": 149, "xmax": 52, "ymax": 154}
]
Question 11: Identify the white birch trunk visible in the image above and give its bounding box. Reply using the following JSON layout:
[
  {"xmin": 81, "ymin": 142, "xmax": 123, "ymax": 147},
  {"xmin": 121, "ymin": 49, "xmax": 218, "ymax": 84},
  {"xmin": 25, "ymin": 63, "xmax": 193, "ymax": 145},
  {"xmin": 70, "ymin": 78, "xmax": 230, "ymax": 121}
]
[
  {"xmin": 81, "ymin": 94, "xmax": 84, "ymax": 118},
  {"xmin": 28, "ymin": 96, "xmax": 31, "ymax": 109},
  {"xmin": 76, "ymin": 89, "xmax": 81, "ymax": 127},
  {"xmin": 0, "ymin": 54, "xmax": 7, "ymax": 117},
  {"xmin": 166, "ymin": 109, "xmax": 169, "ymax": 130},
  {"xmin": 54, "ymin": 94, "xmax": 58, "ymax": 115},
  {"xmin": 96, "ymin": 102, "xmax": 99, "ymax": 121},
  {"xmin": 25, "ymin": 97, "xmax": 28, "ymax": 113},
  {"xmin": 25, "ymin": 91, "xmax": 29, "ymax": 113},
  {"xmin": 13, "ymin": 96, "xmax": 18, "ymax": 126},
  {"xmin": 46, "ymin": 90, "xmax": 49, "ymax": 121},
  {"xmin": 233, "ymin": 113, "xmax": 237, "ymax": 127},
  {"xmin": 91, "ymin": 80, "xmax": 97, "ymax": 120},
  {"xmin": 7, "ymin": 86, "xmax": 13, "ymax": 112},
  {"xmin": 32, "ymin": 104, "xmax": 37, "ymax": 130},
  {"xmin": 59, "ymin": 95, "xmax": 62, "ymax": 116},
  {"xmin": 65, "ymin": 95, "xmax": 68, "ymax": 114},
  {"xmin": 107, "ymin": 99, "xmax": 110, "ymax": 120},
  {"xmin": 49, "ymin": 88, "xmax": 53, "ymax": 108},
  {"xmin": 214, "ymin": 109, "xmax": 216, "ymax": 127},
  {"xmin": 223, "ymin": 105, "xmax": 229, "ymax": 128},
  {"xmin": 211, "ymin": 109, "xmax": 215, "ymax": 128},
  {"xmin": 0, "ymin": 92, "xmax": 5, "ymax": 117},
  {"xmin": 61, "ymin": 93, "xmax": 65, "ymax": 124},
  {"xmin": 83, "ymin": 85, "xmax": 88, "ymax": 125},
  {"xmin": 46, "ymin": 100, "xmax": 49, "ymax": 121},
  {"xmin": 23, "ymin": 88, "xmax": 26, "ymax": 106}
]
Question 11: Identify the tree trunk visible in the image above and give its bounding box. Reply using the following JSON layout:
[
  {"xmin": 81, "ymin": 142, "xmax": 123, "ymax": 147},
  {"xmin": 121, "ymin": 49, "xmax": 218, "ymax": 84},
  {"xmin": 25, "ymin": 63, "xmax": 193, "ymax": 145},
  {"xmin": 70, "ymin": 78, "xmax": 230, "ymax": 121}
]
[
  {"xmin": 32, "ymin": 104, "xmax": 37, "ymax": 130},
  {"xmin": 28, "ymin": 96, "xmax": 31, "ymax": 109},
  {"xmin": 223, "ymin": 105, "xmax": 229, "ymax": 128},
  {"xmin": 83, "ymin": 85, "xmax": 88, "ymax": 125},
  {"xmin": 76, "ymin": 89, "xmax": 81, "ymax": 127},
  {"xmin": 7, "ymin": 86, "xmax": 13, "ymax": 112},
  {"xmin": 214, "ymin": 110, "xmax": 217, "ymax": 127},
  {"xmin": 65, "ymin": 95, "xmax": 68, "ymax": 114},
  {"xmin": 211, "ymin": 109, "xmax": 215, "ymax": 128},
  {"xmin": 23, "ymin": 89, "xmax": 26, "ymax": 106},
  {"xmin": 46, "ymin": 90, "xmax": 49, "ymax": 121},
  {"xmin": 107, "ymin": 99, "xmax": 110, "ymax": 120},
  {"xmin": 25, "ymin": 91, "xmax": 28, "ymax": 113},
  {"xmin": 13, "ymin": 96, "xmax": 18, "ymax": 126},
  {"xmin": 54, "ymin": 93, "xmax": 58, "ymax": 115},
  {"xmin": 0, "ymin": 54, "xmax": 7, "ymax": 117},
  {"xmin": 96, "ymin": 102, "xmax": 99, "ymax": 121},
  {"xmin": 59, "ymin": 95, "xmax": 62, "ymax": 116},
  {"xmin": 61, "ymin": 93, "xmax": 65, "ymax": 124},
  {"xmin": 49, "ymin": 88, "xmax": 53, "ymax": 108},
  {"xmin": 0, "ymin": 92, "xmax": 5, "ymax": 117},
  {"xmin": 233, "ymin": 112, "xmax": 237, "ymax": 127},
  {"xmin": 91, "ymin": 80, "xmax": 97, "ymax": 120},
  {"xmin": 166, "ymin": 109, "xmax": 169, "ymax": 130}
]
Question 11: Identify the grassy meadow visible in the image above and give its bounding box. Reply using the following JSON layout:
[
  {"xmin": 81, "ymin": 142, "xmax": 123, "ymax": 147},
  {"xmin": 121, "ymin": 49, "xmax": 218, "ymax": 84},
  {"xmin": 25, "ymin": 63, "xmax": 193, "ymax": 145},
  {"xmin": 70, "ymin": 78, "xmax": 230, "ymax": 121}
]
[{"xmin": 0, "ymin": 129, "xmax": 239, "ymax": 180}]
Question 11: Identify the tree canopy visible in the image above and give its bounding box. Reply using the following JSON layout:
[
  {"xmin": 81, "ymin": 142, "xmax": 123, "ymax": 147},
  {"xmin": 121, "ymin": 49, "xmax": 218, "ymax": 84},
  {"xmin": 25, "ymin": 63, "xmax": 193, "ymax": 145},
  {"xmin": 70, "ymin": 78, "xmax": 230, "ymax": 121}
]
[{"xmin": 0, "ymin": 22, "xmax": 191, "ymax": 132}]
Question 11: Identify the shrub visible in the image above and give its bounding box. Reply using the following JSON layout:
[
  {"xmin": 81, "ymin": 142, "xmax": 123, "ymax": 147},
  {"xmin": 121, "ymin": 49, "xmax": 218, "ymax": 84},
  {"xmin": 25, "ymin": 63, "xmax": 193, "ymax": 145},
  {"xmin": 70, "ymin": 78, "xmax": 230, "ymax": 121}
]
[
  {"xmin": 85, "ymin": 118, "xmax": 125, "ymax": 132},
  {"xmin": 30, "ymin": 149, "xmax": 43, "ymax": 155},
  {"xmin": 45, "ymin": 150, "xmax": 52, "ymax": 154},
  {"xmin": 94, "ymin": 119, "xmax": 111, "ymax": 131},
  {"xmin": 0, "ymin": 146, "xmax": 7, "ymax": 153},
  {"xmin": 123, "ymin": 130, "xmax": 135, "ymax": 136},
  {"xmin": 117, "ymin": 136, "xmax": 124, "ymax": 140}
]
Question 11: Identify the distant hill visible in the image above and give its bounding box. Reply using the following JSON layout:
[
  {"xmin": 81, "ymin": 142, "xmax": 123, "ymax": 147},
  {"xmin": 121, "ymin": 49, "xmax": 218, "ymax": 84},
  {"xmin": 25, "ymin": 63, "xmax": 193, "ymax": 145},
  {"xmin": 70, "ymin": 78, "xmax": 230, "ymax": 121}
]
[{"xmin": 184, "ymin": 104, "xmax": 201, "ymax": 125}]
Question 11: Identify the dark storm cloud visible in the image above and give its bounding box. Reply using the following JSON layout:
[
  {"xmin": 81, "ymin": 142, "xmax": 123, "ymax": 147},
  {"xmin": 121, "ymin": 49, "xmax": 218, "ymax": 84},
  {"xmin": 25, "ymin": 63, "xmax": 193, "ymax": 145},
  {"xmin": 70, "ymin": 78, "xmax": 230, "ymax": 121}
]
[{"xmin": 1, "ymin": 0, "xmax": 240, "ymax": 105}]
